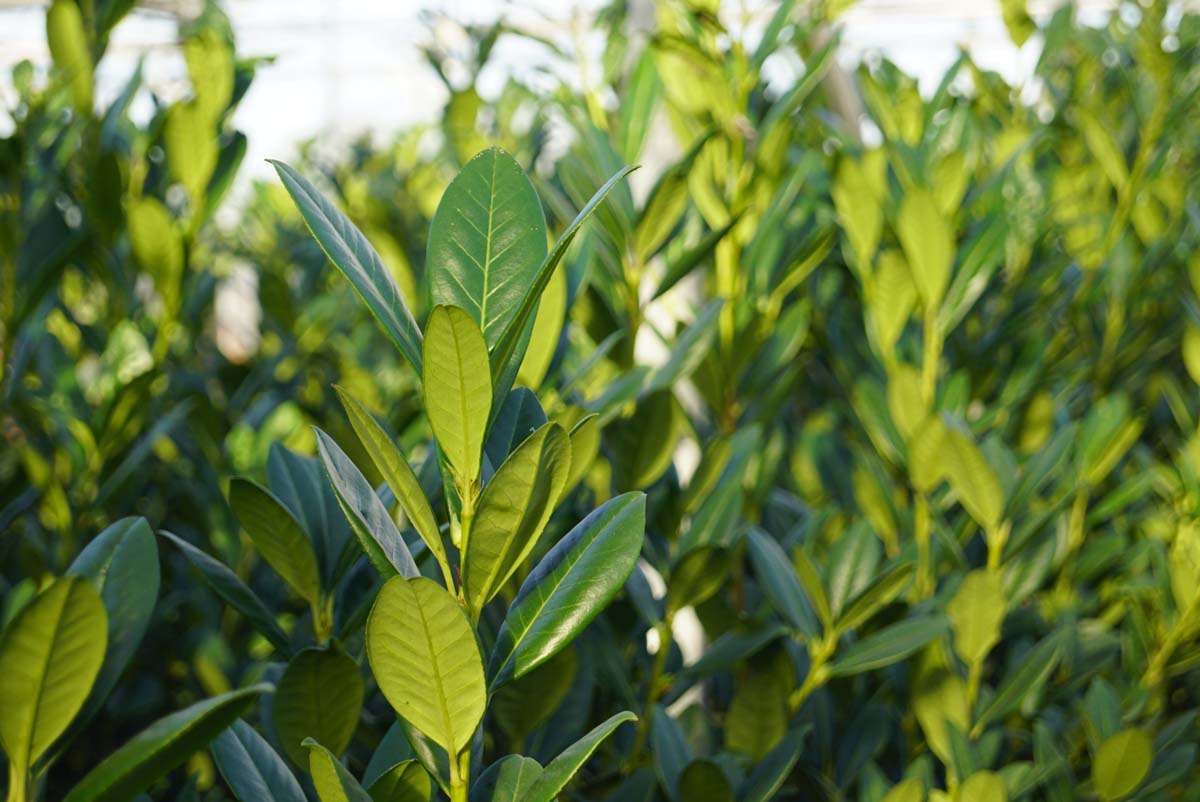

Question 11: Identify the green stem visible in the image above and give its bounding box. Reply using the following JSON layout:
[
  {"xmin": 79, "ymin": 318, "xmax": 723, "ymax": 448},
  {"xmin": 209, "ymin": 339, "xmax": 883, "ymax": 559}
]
[
  {"xmin": 914, "ymin": 493, "xmax": 933, "ymax": 600},
  {"xmin": 6, "ymin": 763, "xmax": 27, "ymax": 802},
  {"xmin": 787, "ymin": 636, "xmax": 834, "ymax": 714},
  {"xmin": 920, "ymin": 305, "xmax": 941, "ymax": 408},
  {"xmin": 630, "ymin": 616, "xmax": 673, "ymax": 760},
  {"xmin": 1143, "ymin": 599, "xmax": 1199, "ymax": 690}
]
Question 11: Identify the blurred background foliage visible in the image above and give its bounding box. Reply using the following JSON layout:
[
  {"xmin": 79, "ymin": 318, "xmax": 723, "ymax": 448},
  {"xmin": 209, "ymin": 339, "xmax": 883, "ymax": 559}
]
[{"xmin": 2, "ymin": 0, "xmax": 1200, "ymax": 800}]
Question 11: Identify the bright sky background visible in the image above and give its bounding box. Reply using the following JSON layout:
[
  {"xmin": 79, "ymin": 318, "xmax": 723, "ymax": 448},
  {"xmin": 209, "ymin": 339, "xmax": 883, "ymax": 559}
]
[{"xmin": 0, "ymin": 0, "xmax": 1123, "ymax": 185}]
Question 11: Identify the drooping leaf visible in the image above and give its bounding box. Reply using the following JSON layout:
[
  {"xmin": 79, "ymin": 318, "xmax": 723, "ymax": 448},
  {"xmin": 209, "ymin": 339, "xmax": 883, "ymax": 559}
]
[
  {"xmin": 270, "ymin": 160, "xmax": 424, "ymax": 373},
  {"xmin": 274, "ymin": 645, "xmax": 364, "ymax": 768},
  {"xmin": 367, "ymin": 577, "xmax": 486, "ymax": 759},
  {"xmin": 230, "ymin": 478, "xmax": 322, "ymax": 605},
  {"xmin": 211, "ymin": 719, "xmax": 306, "ymax": 802},
  {"xmin": 62, "ymin": 685, "xmax": 271, "ymax": 802},
  {"xmin": 423, "ymin": 304, "xmax": 493, "ymax": 485},
  {"xmin": 516, "ymin": 712, "xmax": 636, "ymax": 802},
  {"xmin": 489, "ymin": 493, "xmax": 646, "ymax": 689}
]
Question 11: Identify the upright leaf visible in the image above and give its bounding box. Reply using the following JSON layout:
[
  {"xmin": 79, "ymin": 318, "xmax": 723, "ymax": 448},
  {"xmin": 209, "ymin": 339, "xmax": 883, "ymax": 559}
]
[
  {"xmin": 940, "ymin": 426, "xmax": 1004, "ymax": 531},
  {"xmin": 746, "ymin": 529, "xmax": 818, "ymax": 637},
  {"xmin": 367, "ymin": 760, "xmax": 430, "ymax": 802},
  {"xmin": 230, "ymin": 478, "xmax": 322, "ymax": 605},
  {"xmin": 516, "ymin": 712, "xmax": 636, "ymax": 802},
  {"xmin": 423, "ymin": 305, "xmax": 492, "ymax": 484},
  {"xmin": 211, "ymin": 719, "xmax": 306, "ymax": 802},
  {"xmin": 947, "ymin": 570, "xmax": 1006, "ymax": 664},
  {"xmin": 274, "ymin": 645, "xmax": 364, "ymax": 768},
  {"xmin": 471, "ymin": 756, "xmax": 543, "ymax": 802},
  {"xmin": 897, "ymin": 188, "xmax": 954, "ymax": 309},
  {"xmin": 1092, "ymin": 728, "xmax": 1152, "ymax": 802},
  {"xmin": 367, "ymin": 577, "xmax": 486, "ymax": 759}
]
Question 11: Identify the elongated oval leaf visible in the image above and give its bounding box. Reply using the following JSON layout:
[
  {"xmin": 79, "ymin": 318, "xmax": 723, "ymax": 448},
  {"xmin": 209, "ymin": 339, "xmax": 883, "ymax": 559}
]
[
  {"xmin": 828, "ymin": 616, "xmax": 950, "ymax": 677},
  {"xmin": 947, "ymin": 570, "xmax": 1006, "ymax": 664},
  {"xmin": 211, "ymin": 719, "xmax": 306, "ymax": 802},
  {"xmin": 516, "ymin": 263, "xmax": 566, "ymax": 388},
  {"xmin": 62, "ymin": 684, "xmax": 271, "ymax": 802},
  {"xmin": 315, "ymin": 429, "xmax": 419, "ymax": 580},
  {"xmin": 517, "ymin": 712, "xmax": 636, "ymax": 802},
  {"xmin": 973, "ymin": 631, "xmax": 1064, "ymax": 733},
  {"xmin": 270, "ymin": 160, "xmax": 423, "ymax": 373},
  {"xmin": 939, "ymin": 426, "xmax": 1004, "ymax": 531},
  {"xmin": 367, "ymin": 576, "xmax": 486, "ymax": 758},
  {"xmin": 472, "ymin": 755, "xmax": 543, "ymax": 802},
  {"xmin": 746, "ymin": 529, "xmax": 818, "ymax": 637},
  {"xmin": 267, "ymin": 444, "xmax": 352, "ymax": 588},
  {"xmin": 737, "ymin": 728, "xmax": 805, "ymax": 802},
  {"xmin": 336, "ymin": 386, "xmax": 450, "ymax": 583},
  {"xmin": 305, "ymin": 738, "xmax": 374, "ymax": 802},
  {"xmin": 897, "ymin": 187, "xmax": 954, "ymax": 309},
  {"xmin": 0, "ymin": 576, "xmax": 107, "ymax": 775},
  {"xmin": 159, "ymin": 530, "xmax": 291, "ymax": 655},
  {"xmin": 230, "ymin": 478, "xmax": 322, "ymax": 605},
  {"xmin": 428, "ymin": 147, "xmax": 547, "ymax": 347},
  {"xmin": 489, "ymin": 492, "xmax": 646, "ymax": 690},
  {"xmin": 1093, "ymin": 728, "xmax": 1152, "ymax": 801},
  {"xmin": 275, "ymin": 645, "xmax": 364, "ymax": 768},
  {"xmin": 367, "ymin": 760, "xmax": 431, "ymax": 802},
  {"xmin": 423, "ymin": 305, "xmax": 493, "ymax": 484},
  {"xmin": 465, "ymin": 422, "xmax": 572, "ymax": 615},
  {"xmin": 835, "ymin": 563, "xmax": 914, "ymax": 634}
]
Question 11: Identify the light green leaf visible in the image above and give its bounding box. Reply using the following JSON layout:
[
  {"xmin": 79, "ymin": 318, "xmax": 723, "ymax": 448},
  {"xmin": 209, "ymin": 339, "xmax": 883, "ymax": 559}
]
[
  {"xmin": 472, "ymin": 755, "xmax": 543, "ymax": 802},
  {"xmin": 489, "ymin": 493, "xmax": 646, "ymax": 689},
  {"xmin": 428, "ymin": 148, "xmax": 547, "ymax": 347},
  {"xmin": 947, "ymin": 570, "xmax": 1006, "ymax": 664},
  {"xmin": 230, "ymin": 478, "xmax": 322, "ymax": 606},
  {"xmin": 1092, "ymin": 728, "xmax": 1152, "ymax": 801},
  {"xmin": 270, "ymin": 160, "xmax": 424, "ymax": 373},
  {"xmin": 305, "ymin": 738, "xmax": 373, "ymax": 802},
  {"xmin": 517, "ymin": 263, "xmax": 567, "ymax": 388},
  {"xmin": 516, "ymin": 712, "xmax": 636, "ymax": 802},
  {"xmin": 336, "ymin": 387, "xmax": 451, "ymax": 585},
  {"xmin": 62, "ymin": 685, "xmax": 271, "ymax": 802},
  {"xmin": 367, "ymin": 577, "xmax": 486, "ymax": 759},
  {"xmin": 792, "ymin": 549, "xmax": 832, "ymax": 633},
  {"xmin": 940, "ymin": 425, "xmax": 1004, "ymax": 531},
  {"xmin": 1001, "ymin": 0, "xmax": 1035, "ymax": 46},
  {"xmin": 871, "ymin": 249, "xmax": 917, "ymax": 356},
  {"xmin": 274, "ymin": 645, "xmax": 364, "ymax": 768},
  {"xmin": 464, "ymin": 422, "xmax": 571, "ymax": 615},
  {"xmin": 423, "ymin": 305, "xmax": 492, "ymax": 485},
  {"xmin": 46, "ymin": 0, "xmax": 93, "ymax": 112},
  {"xmin": 908, "ymin": 416, "xmax": 946, "ymax": 493},
  {"xmin": 887, "ymin": 363, "xmax": 927, "ymax": 443},
  {"xmin": 366, "ymin": 760, "xmax": 430, "ymax": 802},
  {"xmin": 833, "ymin": 155, "xmax": 884, "ymax": 272},
  {"xmin": 897, "ymin": 188, "xmax": 954, "ymax": 309},
  {"xmin": 959, "ymin": 772, "xmax": 1006, "ymax": 802},
  {"xmin": 882, "ymin": 778, "xmax": 925, "ymax": 802},
  {"xmin": 127, "ymin": 197, "xmax": 184, "ymax": 312},
  {"xmin": 165, "ymin": 100, "xmax": 218, "ymax": 202},
  {"xmin": 183, "ymin": 27, "xmax": 234, "ymax": 123},
  {"xmin": 564, "ymin": 414, "xmax": 600, "ymax": 494},
  {"xmin": 0, "ymin": 576, "xmax": 107, "ymax": 778},
  {"xmin": 829, "ymin": 616, "xmax": 950, "ymax": 677}
]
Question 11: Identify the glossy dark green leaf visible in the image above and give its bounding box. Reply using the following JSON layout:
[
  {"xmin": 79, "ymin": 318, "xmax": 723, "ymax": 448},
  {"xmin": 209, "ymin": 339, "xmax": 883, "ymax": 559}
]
[
  {"xmin": 211, "ymin": 719, "xmax": 306, "ymax": 802},
  {"xmin": 470, "ymin": 755, "xmax": 543, "ymax": 802},
  {"xmin": 428, "ymin": 147, "xmax": 547, "ymax": 348},
  {"xmin": 746, "ymin": 529, "xmax": 818, "ymax": 637},
  {"xmin": 366, "ymin": 760, "xmax": 430, "ymax": 802},
  {"xmin": 516, "ymin": 711, "xmax": 636, "ymax": 802},
  {"xmin": 270, "ymin": 159, "xmax": 423, "ymax": 372},
  {"xmin": 485, "ymin": 387, "xmax": 548, "ymax": 468},
  {"xmin": 828, "ymin": 616, "xmax": 950, "ymax": 677},
  {"xmin": 973, "ymin": 630, "xmax": 1064, "ymax": 733},
  {"xmin": 62, "ymin": 684, "xmax": 271, "ymax": 802},
  {"xmin": 737, "ymin": 728, "xmax": 805, "ymax": 802},
  {"xmin": 159, "ymin": 531, "xmax": 291, "ymax": 655},
  {"xmin": 230, "ymin": 478, "xmax": 322, "ymax": 605},
  {"xmin": 835, "ymin": 562, "xmax": 914, "ymax": 634},
  {"xmin": 488, "ymin": 492, "xmax": 646, "ymax": 689},
  {"xmin": 274, "ymin": 645, "xmax": 364, "ymax": 768},
  {"xmin": 315, "ymin": 429, "xmax": 419, "ymax": 580}
]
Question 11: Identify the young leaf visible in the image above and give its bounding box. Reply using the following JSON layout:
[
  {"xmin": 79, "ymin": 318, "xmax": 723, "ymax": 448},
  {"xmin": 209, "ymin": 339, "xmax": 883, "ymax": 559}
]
[
  {"xmin": 315, "ymin": 429, "xmax": 419, "ymax": 580},
  {"xmin": 517, "ymin": 263, "xmax": 567, "ymax": 389},
  {"xmin": 489, "ymin": 493, "xmax": 646, "ymax": 689},
  {"xmin": 828, "ymin": 616, "xmax": 950, "ymax": 677},
  {"xmin": 230, "ymin": 478, "xmax": 322, "ymax": 605},
  {"xmin": 367, "ymin": 577, "xmax": 486, "ymax": 759},
  {"xmin": 940, "ymin": 425, "xmax": 1004, "ymax": 531},
  {"xmin": 423, "ymin": 305, "xmax": 492, "ymax": 484},
  {"xmin": 896, "ymin": 187, "xmax": 954, "ymax": 309},
  {"xmin": 0, "ymin": 576, "xmax": 107, "ymax": 780},
  {"xmin": 211, "ymin": 719, "xmax": 306, "ymax": 802},
  {"xmin": 470, "ymin": 755, "xmax": 543, "ymax": 802},
  {"xmin": 1092, "ymin": 728, "xmax": 1152, "ymax": 802},
  {"xmin": 62, "ymin": 684, "xmax": 271, "ymax": 802},
  {"xmin": 746, "ymin": 528, "xmax": 819, "ymax": 637},
  {"xmin": 305, "ymin": 738, "xmax": 374, "ymax": 802},
  {"xmin": 336, "ymin": 386, "xmax": 451, "ymax": 586},
  {"xmin": 515, "ymin": 711, "xmax": 636, "ymax": 802},
  {"xmin": 947, "ymin": 570, "xmax": 1006, "ymax": 664},
  {"xmin": 46, "ymin": 0, "xmax": 93, "ymax": 112},
  {"xmin": 270, "ymin": 160, "xmax": 424, "ymax": 373},
  {"xmin": 366, "ymin": 760, "xmax": 430, "ymax": 802},
  {"xmin": 427, "ymin": 147, "xmax": 548, "ymax": 347},
  {"xmin": 274, "ymin": 645, "xmax": 364, "ymax": 768},
  {"xmin": 159, "ymin": 530, "xmax": 292, "ymax": 655},
  {"xmin": 464, "ymin": 422, "xmax": 572, "ymax": 615},
  {"xmin": 564, "ymin": 414, "xmax": 600, "ymax": 494},
  {"xmin": 960, "ymin": 772, "xmax": 1007, "ymax": 802}
]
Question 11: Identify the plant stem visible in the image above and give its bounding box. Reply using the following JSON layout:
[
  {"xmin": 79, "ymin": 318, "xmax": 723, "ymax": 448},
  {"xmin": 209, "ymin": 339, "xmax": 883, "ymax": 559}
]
[
  {"xmin": 6, "ymin": 763, "xmax": 27, "ymax": 802},
  {"xmin": 630, "ymin": 616, "xmax": 673, "ymax": 760},
  {"xmin": 914, "ymin": 493, "xmax": 933, "ymax": 600},
  {"xmin": 1143, "ymin": 599, "xmax": 1199, "ymax": 690},
  {"xmin": 920, "ymin": 306, "xmax": 941, "ymax": 408},
  {"xmin": 787, "ymin": 636, "xmax": 834, "ymax": 714}
]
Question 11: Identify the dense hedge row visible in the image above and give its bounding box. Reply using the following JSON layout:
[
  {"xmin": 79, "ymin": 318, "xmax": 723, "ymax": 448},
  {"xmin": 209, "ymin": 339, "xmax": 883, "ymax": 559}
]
[{"xmin": 2, "ymin": 1, "xmax": 1199, "ymax": 801}]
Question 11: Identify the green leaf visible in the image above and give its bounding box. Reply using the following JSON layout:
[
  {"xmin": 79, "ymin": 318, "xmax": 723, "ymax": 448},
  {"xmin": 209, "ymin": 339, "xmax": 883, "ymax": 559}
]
[
  {"xmin": 828, "ymin": 616, "xmax": 950, "ymax": 677},
  {"xmin": 792, "ymin": 549, "xmax": 833, "ymax": 633},
  {"xmin": 490, "ymin": 164, "xmax": 637, "ymax": 385},
  {"xmin": 516, "ymin": 711, "xmax": 636, "ymax": 802},
  {"xmin": 940, "ymin": 425, "xmax": 1004, "ymax": 531},
  {"xmin": 870, "ymin": 249, "xmax": 917, "ymax": 356},
  {"xmin": 305, "ymin": 738, "xmax": 373, "ymax": 802},
  {"xmin": 183, "ymin": 27, "xmax": 234, "ymax": 122},
  {"xmin": 643, "ymin": 299, "xmax": 723, "ymax": 397},
  {"xmin": 159, "ymin": 530, "xmax": 291, "ymax": 655},
  {"xmin": 127, "ymin": 197, "xmax": 183, "ymax": 312},
  {"xmin": 267, "ymin": 444, "xmax": 352, "ymax": 587},
  {"xmin": 947, "ymin": 570, "xmax": 1006, "ymax": 665},
  {"xmin": 489, "ymin": 492, "xmax": 646, "ymax": 689},
  {"xmin": 973, "ymin": 630, "xmax": 1064, "ymax": 733},
  {"xmin": 833, "ymin": 156, "xmax": 883, "ymax": 271},
  {"xmin": 746, "ymin": 528, "xmax": 818, "ymax": 637},
  {"xmin": 617, "ymin": 48, "xmax": 661, "ymax": 162},
  {"xmin": 423, "ymin": 305, "xmax": 493, "ymax": 485},
  {"xmin": 64, "ymin": 518, "xmax": 159, "ymax": 745},
  {"xmin": 726, "ymin": 672, "xmax": 789, "ymax": 760},
  {"xmin": 492, "ymin": 647, "xmax": 577, "ymax": 744},
  {"xmin": 608, "ymin": 390, "xmax": 683, "ymax": 490},
  {"xmin": 1092, "ymin": 728, "xmax": 1152, "ymax": 801},
  {"xmin": 336, "ymin": 387, "xmax": 451, "ymax": 585},
  {"xmin": 230, "ymin": 478, "xmax": 322, "ymax": 605},
  {"xmin": 1001, "ymin": 0, "xmax": 1035, "ymax": 46},
  {"xmin": 471, "ymin": 756, "xmax": 543, "ymax": 802},
  {"xmin": 367, "ymin": 760, "xmax": 430, "ymax": 802},
  {"xmin": 62, "ymin": 684, "xmax": 271, "ymax": 802},
  {"xmin": 881, "ymin": 778, "xmax": 925, "ymax": 802},
  {"xmin": 652, "ymin": 218, "xmax": 739, "ymax": 300},
  {"xmin": 274, "ymin": 645, "xmax": 364, "ymax": 768},
  {"xmin": 270, "ymin": 160, "xmax": 424, "ymax": 373},
  {"xmin": 564, "ymin": 414, "xmax": 600, "ymax": 494},
  {"xmin": 315, "ymin": 429, "xmax": 419, "ymax": 580},
  {"xmin": 0, "ymin": 576, "xmax": 107, "ymax": 777},
  {"xmin": 737, "ymin": 728, "xmax": 805, "ymax": 802},
  {"xmin": 367, "ymin": 577, "xmax": 486, "ymax": 759},
  {"xmin": 897, "ymin": 188, "xmax": 954, "ymax": 309},
  {"xmin": 428, "ymin": 147, "xmax": 547, "ymax": 347},
  {"xmin": 164, "ymin": 100, "xmax": 218, "ymax": 202},
  {"xmin": 667, "ymin": 546, "xmax": 730, "ymax": 614},
  {"xmin": 211, "ymin": 719, "xmax": 306, "ymax": 802},
  {"xmin": 836, "ymin": 562, "xmax": 914, "ymax": 633},
  {"xmin": 678, "ymin": 760, "xmax": 733, "ymax": 802},
  {"xmin": 465, "ymin": 422, "xmax": 571, "ymax": 615},
  {"xmin": 46, "ymin": 0, "xmax": 93, "ymax": 111},
  {"xmin": 517, "ymin": 262, "xmax": 567, "ymax": 388},
  {"xmin": 959, "ymin": 772, "xmax": 1006, "ymax": 802}
]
